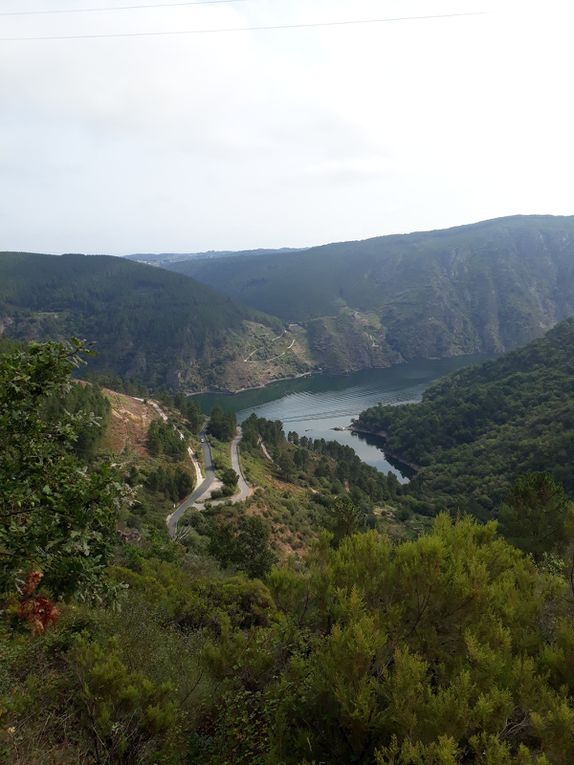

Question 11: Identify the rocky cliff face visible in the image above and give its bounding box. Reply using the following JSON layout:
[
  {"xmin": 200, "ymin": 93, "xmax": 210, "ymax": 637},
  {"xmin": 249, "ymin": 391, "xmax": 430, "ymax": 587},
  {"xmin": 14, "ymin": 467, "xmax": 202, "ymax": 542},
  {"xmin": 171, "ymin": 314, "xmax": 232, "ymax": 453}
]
[
  {"xmin": 377, "ymin": 223, "xmax": 574, "ymax": 361},
  {"xmin": 300, "ymin": 218, "xmax": 574, "ymax": 368},
  {"xmin": 306, "ymin": 311, "xmax": 402, "ymax": 373}
]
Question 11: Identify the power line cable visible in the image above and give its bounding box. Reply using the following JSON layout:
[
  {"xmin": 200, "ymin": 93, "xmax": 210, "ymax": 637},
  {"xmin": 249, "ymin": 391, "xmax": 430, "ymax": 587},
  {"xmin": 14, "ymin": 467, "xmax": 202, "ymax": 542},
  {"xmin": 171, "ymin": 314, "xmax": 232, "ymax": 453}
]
[
  {"xmin": 0, "ymin": 11, "xmax": 486, "ymax": 42},
  {"xmin": 0, "ymin": 0, "xmax": 247, "ymax": 17}
]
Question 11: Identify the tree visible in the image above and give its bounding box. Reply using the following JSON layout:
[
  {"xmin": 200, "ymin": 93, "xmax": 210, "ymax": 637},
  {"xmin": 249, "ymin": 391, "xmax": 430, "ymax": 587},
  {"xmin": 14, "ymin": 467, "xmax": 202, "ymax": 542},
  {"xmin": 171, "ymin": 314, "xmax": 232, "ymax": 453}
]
[
  {"xmin": 208, "ymin": 406, "xmax": 236, "ymax": 441},
  {"xmin": 173, "ymin": 392, "xmax": 204, "ymax": 433},
  {"xmin": 0, "ymin": 340, "xmax": 127, "ymax": 618},
  {"xmin": 147, "ymin": 420, "xmax": 186, "ymax": 460},
  {"xmin": 498, "ymin": 472, "xmax": 572, "ymax": 559},
  {"xmin": 222, "ymin": 468, "xmax": 239, "ymax": 490},
  {"xmin": 326, "ymin": 495, "xmax": 365, "ymax": 546},
  {"xmin": 70, "ymin": 634, "xmax": 177, "ymax": 764},
  {"xmin": 208, "ymin": 516, "xmax": 276, "ymax": 578},
  {"xmin": 288, "ymin": 430, "xmax": 299, "ymax": 446},
  {"xmin": 276, "ymin": 451, "xmax": 295, "ymax": 482},
  {"xmin": 146, "ymin": 464, "xmax": 194, "ymax": 502},
  {"xmin": 293, "ymin": 447, "xmax": 309, "ymax": 470},
  {"xmin": 42, "ymin": 381, "xmax": 111, "ymax": 460}
]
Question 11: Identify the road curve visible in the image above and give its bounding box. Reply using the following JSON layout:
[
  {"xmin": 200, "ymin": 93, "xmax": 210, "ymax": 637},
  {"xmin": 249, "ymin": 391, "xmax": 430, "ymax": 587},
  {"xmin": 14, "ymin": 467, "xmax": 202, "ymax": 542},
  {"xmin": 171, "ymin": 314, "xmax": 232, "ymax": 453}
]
[
  {"xmin": 167, "ymin": 425, "xmax": 253, "ymax": 538},
  {"xmin": 229, "ymin": 427, "xmax": 253, "ymax": 503},
  {"xmin": 198, "ymin": 427, "xmax": 253, "ymax": 508},
  {"xmin": 167, "ymin": 426, "xmax": 216, "ymax": 539}
]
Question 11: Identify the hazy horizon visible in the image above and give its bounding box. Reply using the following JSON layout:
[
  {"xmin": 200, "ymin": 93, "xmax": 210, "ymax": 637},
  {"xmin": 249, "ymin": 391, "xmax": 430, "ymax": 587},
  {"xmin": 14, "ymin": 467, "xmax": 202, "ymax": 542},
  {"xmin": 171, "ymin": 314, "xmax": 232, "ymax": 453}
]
[{"xmin": 3, "ymin": 210, "xmax": 574, "ymax": 258}]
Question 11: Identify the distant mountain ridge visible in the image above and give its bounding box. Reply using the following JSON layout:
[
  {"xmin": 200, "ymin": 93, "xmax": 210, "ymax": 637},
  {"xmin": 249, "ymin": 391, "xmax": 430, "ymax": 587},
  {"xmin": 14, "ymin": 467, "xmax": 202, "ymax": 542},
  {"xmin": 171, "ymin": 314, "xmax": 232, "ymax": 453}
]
[
  {"xmin": 126, "ymin": 247, "xmax": 305, "ymax": 266},
  {"xmin": 161, "ymin": 214, "xmax": 574, "ymax": 369},
  {"xmin": 0, "ymin": 251, "xmax": 305, "ymax": 391},
  {"xmin": 4, "ymin": 214, "xmax": 574, "ymax": 389}
]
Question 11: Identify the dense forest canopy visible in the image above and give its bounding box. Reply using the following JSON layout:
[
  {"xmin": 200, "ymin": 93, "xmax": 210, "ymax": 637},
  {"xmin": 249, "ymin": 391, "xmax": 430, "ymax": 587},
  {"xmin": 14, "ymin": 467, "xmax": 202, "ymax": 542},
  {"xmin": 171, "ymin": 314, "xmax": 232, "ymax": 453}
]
[
  {"xmin": 0, "ymin": 252, "xmax": 281, "ymax": 391},
  {"xmin": 356, "ymin": 318, "xmax": 574, "ymax": 516},
  {"xmin": 167, "ymin": 214, "xmax": 574, "ymax": 323}
]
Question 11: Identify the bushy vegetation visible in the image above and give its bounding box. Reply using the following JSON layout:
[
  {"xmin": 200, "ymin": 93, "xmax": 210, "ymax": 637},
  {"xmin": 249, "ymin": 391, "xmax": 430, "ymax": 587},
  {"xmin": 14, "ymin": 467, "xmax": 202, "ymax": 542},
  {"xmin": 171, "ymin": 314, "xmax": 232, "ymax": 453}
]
[
  {"xmin": 6, "ymin": 512, "xmax": 574, "ymax": 763},
  {"xmin": 147, "ymin": 419, "xmax": 187, "ymax": 460},
  {"xmin": 4, "ymin": 338, "xmax": 574, "ymax": 764},
  {"xmin": 207, "ymin": 515, "xmax": 276, "ymax": 579},
  {"xmin": 0, "ymin": 340, "xmax": 127, "ymax": 609},
  {"xmin": 356, "ymin": 319, "xmax": 574, "ymax": 516}
]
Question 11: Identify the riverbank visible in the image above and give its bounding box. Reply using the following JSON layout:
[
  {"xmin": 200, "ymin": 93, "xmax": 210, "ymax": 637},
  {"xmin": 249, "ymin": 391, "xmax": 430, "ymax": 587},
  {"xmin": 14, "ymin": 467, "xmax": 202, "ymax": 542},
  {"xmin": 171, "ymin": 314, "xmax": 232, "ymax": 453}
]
[
  {"xmin": 187, "ymin": 349, "xmax": 491, "ymax": 399},
  {"xmin": 187, "ymin": 369, "xmax": 318, "ymax": 398},
  {"xmin": 350, "ymin": 425, "xmax": 421, "ymax": 474},
  {"xmin": 227, "ymin": 370, "xmax": 318, "ymax": 395}
]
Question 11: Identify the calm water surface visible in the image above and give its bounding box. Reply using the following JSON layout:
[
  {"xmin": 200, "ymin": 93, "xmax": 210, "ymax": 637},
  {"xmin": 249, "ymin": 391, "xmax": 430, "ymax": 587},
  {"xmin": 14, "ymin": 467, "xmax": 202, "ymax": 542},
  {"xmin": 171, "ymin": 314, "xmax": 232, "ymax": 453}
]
[{"xmin": 194, "ymin": 356, "xmax": 488, "ymax": 482}]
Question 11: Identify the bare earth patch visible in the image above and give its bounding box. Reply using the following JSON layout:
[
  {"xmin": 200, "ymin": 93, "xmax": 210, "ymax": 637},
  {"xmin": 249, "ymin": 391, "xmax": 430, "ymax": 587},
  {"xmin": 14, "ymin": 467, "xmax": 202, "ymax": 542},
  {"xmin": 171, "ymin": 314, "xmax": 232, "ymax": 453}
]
[{"xmin": 100, "ymin": 389, "xmax": 160, "ymax": 457}]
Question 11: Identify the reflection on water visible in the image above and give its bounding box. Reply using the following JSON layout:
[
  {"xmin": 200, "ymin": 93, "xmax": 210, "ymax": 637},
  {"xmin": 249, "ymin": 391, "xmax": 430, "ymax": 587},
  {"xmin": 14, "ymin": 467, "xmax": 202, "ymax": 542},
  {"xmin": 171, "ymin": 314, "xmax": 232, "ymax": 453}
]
[{"xmin": 194, "ymin": 355, "xmax": 488, "ymax": 482}]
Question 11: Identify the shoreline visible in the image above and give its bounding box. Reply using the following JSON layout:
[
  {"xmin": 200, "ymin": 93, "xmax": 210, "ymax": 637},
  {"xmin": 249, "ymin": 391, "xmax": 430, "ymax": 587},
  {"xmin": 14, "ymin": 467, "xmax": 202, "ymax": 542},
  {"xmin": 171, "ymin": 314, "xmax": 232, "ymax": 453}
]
[
  {"xmin": 186, "ymin": 350, "xmax": 490, "ymax": 398},
  {"xmin": 350, "ymin": 425, "xmax": 421, "ymax": 473},
  {"xmin": 187, "ymin": 369, "xmax": 319, "ymax": 397}
]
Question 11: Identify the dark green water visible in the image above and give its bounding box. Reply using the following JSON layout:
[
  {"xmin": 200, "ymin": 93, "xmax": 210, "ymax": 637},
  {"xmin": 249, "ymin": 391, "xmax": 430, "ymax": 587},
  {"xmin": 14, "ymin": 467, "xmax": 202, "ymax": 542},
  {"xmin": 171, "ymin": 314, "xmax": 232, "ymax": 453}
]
[{"xmin": 194, "ymin": 356, "xmax": 488, "ymax": 481}]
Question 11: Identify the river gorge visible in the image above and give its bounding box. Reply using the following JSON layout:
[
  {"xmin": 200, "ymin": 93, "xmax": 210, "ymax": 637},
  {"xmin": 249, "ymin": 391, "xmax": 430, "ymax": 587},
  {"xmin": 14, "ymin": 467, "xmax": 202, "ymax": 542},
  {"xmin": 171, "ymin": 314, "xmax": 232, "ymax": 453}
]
[{"xmin": 194, "ymin": 355, "xmax": 488, "ymax": 481}]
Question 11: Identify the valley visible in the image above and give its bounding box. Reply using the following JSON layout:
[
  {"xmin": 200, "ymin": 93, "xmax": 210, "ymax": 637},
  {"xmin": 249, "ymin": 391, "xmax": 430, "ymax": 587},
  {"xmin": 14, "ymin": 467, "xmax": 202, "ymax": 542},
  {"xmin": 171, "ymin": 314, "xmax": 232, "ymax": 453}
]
[
  {"xmin": 356, "ymin": 318, "xmax": 574, "ymax": 516},
  {"xmin": 5, "ymin": 6, "xmax": 574, "ymax": 759},
  {"xmin": 3, "ymin": 215, "xmax": 574, "ymax": 397},
  {"xmin": 3, "ymin": 218, "xmax": 574, "ymax": 765}
]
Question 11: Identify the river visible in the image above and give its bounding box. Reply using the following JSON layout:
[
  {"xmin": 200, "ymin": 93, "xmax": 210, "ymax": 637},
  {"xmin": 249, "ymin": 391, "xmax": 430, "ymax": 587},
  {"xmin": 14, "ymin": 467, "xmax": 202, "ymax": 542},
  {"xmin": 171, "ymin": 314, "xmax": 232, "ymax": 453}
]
[{"xmin": 194, "ymin": 355, "xmax": 487, "ymax": 482}]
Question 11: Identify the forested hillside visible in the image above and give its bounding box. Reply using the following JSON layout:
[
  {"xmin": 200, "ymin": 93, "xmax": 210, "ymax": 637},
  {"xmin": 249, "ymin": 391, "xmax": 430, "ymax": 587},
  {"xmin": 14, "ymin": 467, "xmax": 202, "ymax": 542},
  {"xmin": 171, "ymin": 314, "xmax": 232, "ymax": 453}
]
[
  {"xmin": 0, "ymin": 252, "xmax": 296, "ymax": 391},
  {"xmin": 6, "ymin": 215, "xmax": 574, "ymax": 390},
  {"xmin": 165, "ymin": 215, "xmax": 574, "ymax": 369},
  {"xmin": 356, "ymin": 319, "xmax": 574, "ymax": 516}
]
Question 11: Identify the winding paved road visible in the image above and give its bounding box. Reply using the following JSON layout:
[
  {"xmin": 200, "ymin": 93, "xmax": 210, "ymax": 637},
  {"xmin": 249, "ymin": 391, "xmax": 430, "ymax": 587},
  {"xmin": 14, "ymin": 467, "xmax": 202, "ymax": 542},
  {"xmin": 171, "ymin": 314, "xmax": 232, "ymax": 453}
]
[
  {"xmin": 167, "ymin": 426, "xmax": 216, "ymax": 539},
  {"xmin": 167, "ymin": 425, "xmax": 253, "ymax": 539},
  {"xmin": 230, "ymin": 427, "xmax": 252, "ymax": 502}
]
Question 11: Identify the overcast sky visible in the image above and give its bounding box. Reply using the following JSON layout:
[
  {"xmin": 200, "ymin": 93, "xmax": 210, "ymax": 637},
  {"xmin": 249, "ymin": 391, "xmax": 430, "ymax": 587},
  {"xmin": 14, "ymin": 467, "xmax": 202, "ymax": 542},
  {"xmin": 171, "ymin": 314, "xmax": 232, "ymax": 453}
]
[{"xmin": 1, "ymin": 0, "xmax": 573, "ymax": 254}]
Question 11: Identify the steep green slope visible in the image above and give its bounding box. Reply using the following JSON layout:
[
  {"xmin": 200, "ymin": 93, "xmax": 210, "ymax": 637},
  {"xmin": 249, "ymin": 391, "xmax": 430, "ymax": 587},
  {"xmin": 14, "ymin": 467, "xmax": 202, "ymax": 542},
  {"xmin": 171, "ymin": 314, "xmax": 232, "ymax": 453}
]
[
  {"xmin": 0, "ymin": 252, "xmax": 287, "ymax": 391},
  {"xmin": 355, "ymin": 319, "xmax": 574, "ymax": 515},
  {"xmin": 166, "ymin": 215, "xmax": 574, "ymax": 365}
]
